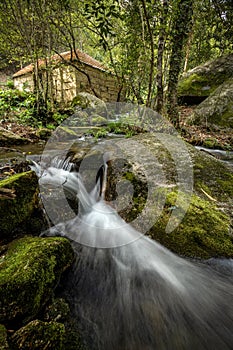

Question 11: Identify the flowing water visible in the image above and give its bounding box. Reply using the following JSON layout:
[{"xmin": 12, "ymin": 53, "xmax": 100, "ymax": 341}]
[{"xmin": 31, "ymin": 159, "xmax": 233, "ymax": 350}]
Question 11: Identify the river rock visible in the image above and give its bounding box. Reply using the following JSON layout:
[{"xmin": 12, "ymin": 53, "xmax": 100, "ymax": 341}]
[
  {"xmin": 0, "ymin": 236, "xmax": 74, "ymax": 325},
  {"xmin": 178, "ymin": 54, "xmax": 233, "ymax": 104},
  {"xmin": 188, "ymin": 78, "xmax": 233, "ymax": 128},
  {"xmin": 103, "ymin": 134, "xmax": 233, "ymax": 259},
  {"xmin": 0, "ymin": 171, "xmax": 39, "ymax": 238}
]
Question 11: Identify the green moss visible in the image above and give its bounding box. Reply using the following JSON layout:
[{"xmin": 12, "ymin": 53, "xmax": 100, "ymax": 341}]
[
  {"xmin": 10, "ymin": 320, "xmax": 65, "ymax": 350},
  {"xmin": 178, "ymin": 55, "xmax": 233, "ymax": 97},
  {"xmin": 43, "ymin": 298, "xmax": 70, "ymax": 323},
  {"xmin": 219, "ymin": 103, "xmax": 233, "ymax": 128},
  {"xmin": 91, "ymin": 115, "xmax": 107, "ymax": 125},
  {"xmin": 216, "ymin": 177, "xmax": 233, "ymax": 197},
  {"xmin": 59, "ymin": 126, "xmax": 78, "ymax": 136},
  {"xmin": 0, "ymin": 324, "xmax": 9, "ymax": 349},
  {"xmin": 0, "ymin": 236, "xmax": 74, "ymax": 325},
  {"xmin": 191, "ymin": 147, "xmax": 233, "ymax": 201},
  {"xmin": 178, "ymin": 73, "xmax": 217, "ymax": 97},
  {"xmin": 0, "ymin": 171, "xmax": 39, "ymax": 235},
  {"xmin": 149, "ymin": 190, "xmax": 232, "ymax": 259}
]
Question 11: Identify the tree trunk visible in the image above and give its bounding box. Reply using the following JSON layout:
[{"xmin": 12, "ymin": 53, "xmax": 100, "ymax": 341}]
[
  {"xmin": 156, "ymin": 0, "xmax": 169, "ymax": 114},
  {"xmin": 167, "ymin": 0, "xmax": 193, "ymax": 128}
]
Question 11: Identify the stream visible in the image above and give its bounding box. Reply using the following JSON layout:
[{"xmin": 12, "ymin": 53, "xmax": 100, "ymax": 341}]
[
  {"xmin": 1, "ymin": 136, "xmax": 233, "ymax": 349},
  {"xmin": 31, "ymin": 153, "xmax": 233, "ymax": 350}
]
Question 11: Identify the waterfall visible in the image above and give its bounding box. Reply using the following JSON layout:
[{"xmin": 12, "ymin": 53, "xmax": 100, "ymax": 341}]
[{"xmin": 31, "ymin": 158, "xmax": 233, "ymax": 350}]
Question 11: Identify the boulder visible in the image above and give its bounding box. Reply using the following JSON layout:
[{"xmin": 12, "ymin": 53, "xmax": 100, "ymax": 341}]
[
  {"xmin": 188, "ymin": 78, "xmax": 233, "ymax": 128},
  {"xmin": 178, "ymin": 54, "xmax": 233, "ymax": 104},
  {"xmin": 0, "ymin": 171, "xmax": 39, "ymax": 237},
  {"xmin": 72, "ymin": 92, "xmax": 107, "ymax": 120},
  {"xmin": 0, "ymin": 236, "xmax": 74, "ymax": 325},
  {"xmin": 104, "ymin": 134, "xmax": 233, "ymax": 258}
]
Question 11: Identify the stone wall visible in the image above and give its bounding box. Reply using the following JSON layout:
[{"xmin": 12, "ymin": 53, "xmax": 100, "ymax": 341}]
[
  {"xmin": 51, "ymin": 63, "xmax": 124, "ymax": 106},
  {"xmin": 13, "ymin": 73, "xmax": 34, "ymax": 92},
  {"xmin": 13, "ymin": 62, "xmax": 125, "ymax": 105}
]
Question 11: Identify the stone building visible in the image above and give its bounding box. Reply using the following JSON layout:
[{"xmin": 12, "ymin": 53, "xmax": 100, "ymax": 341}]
[{"xmin": 13, "ymin": 49, "xmax": 124, "ymax": 106}]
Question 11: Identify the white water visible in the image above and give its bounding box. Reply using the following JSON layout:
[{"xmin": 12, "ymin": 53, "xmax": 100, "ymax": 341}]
[{"xmin": 32, "ymin": 160, "xmax": 233, "ymax": 350}]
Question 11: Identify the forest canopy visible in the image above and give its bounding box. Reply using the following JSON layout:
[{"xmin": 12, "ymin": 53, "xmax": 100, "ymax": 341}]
[{"xmin": 0, "ymin": 0, "xmax": 232, "ymax": 124}]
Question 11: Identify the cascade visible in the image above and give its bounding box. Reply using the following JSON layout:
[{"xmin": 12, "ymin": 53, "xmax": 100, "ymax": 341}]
[{"xmin": 31, "ymin": 157, "xmax": 233, "ymax": 350}]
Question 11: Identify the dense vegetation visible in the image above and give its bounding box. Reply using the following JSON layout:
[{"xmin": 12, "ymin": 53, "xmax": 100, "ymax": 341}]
[{"xmin": 0, "ymin": 0, "xmax": 232, "ymax": 127}]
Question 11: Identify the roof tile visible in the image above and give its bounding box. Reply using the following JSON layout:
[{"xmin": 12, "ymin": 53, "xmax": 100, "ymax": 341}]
[{"xmin": 13, "ymin": 49, "xmax": 107, "ymax": 78}]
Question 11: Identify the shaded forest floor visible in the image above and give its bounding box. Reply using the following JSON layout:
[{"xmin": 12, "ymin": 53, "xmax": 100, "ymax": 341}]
[{"xmin": 179, "ymin": 106, "xmax": 233, "ymax": 150}]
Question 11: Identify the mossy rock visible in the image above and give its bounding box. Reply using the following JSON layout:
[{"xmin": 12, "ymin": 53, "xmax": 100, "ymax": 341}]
[
  {"xmin": 0, "ymin": 236, "xmax": 74, "ymax": 325},
  {"xmin": 188, "ymin": 78, "xmax": 233, "ymax": 128},
  {"xmin": 178, "ymin": 54, "xmax": 233, "ymax": 98},
  {"xmin": 149, "ymin": 190, "xmax": 232, "ymax": 259},
  {"xmin": 71, "ymin": 110, "xmax": 89, "ymax": 126},
  {"xmin": 43, "ymin": 298, "xmax": 70, "ymax": 323},
  {"xmin": 0, "ymin": 324, "xmax": 9, "ymax": 349},
  {"xmin": 55, "ymin": 126, "xmax": 78, "ymax": 140},
  {"xmin": 108, "ymin": 134, "xmax": 233, "ymax": 258},
  {"xmin": 10, "ymin": 320, "xmax": 65, "ymax": 350},
  {"xmin": 91, "ymin": 114, "xmax": 107, "ymax": 126},
  {"xmin": 0, "ymin": 127, "xmax": 29, "ymax": 146},
  {"xmin": 189, "ymin": 144, "xmax": 233, "ymax": 202},
  {"xmin": 0, "ymin": 171, "xmax": 39, "ymax": 236},
  {"xmin": 72, "ymin": 92, "xmax": 107, "ymax": 117},
  {"xmin": 42, "ymin": 298, "xmax": 88, "ymax": 350}
]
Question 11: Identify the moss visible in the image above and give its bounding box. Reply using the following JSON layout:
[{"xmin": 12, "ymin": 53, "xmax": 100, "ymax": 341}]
[
  {"xmin": 178, "ymin": 73, "xmax": 217, "ymax": 97},
  {"xmin": 149, "ymin": 190, "xmax": 232, "ymax": 259},
  {"xmin": 91, "ymin": 115, "xmax": 107, "ymax": 125},
  {"xmin": 178, "ymin": 55, "xmax": 233, "ymax": 97},
  {"xmin": 0, "ymin": 236, "xmax": 74, "ymax": 325},
  {"xmin": 0, "ymin": 324, "xmax": 9, "ymax": 349},
  {"xmin": 216, "ymin": 177, "xmax": 233, "ymax": 197},
  {"xmin": 202, "ymin": 138, "xmax": 220, "ymax": 149},
  {"xmin": 10, "ymin": 320, "xmax": 65, "ymax": 350},
  {"xmin": 191, "ymin": 146, "xmax": 233, "ymax": 201},
  {"xmin": 42, "ymin": 298, "xmax": 88, "ymax": 350},
  {"xmin": 43, "ymin": 298, "xmax": 70, "ymax": 323},
  {"xmin": 219, "ymin": 102, "xmax": 233, "ymax": 128},
  {"xmin": 0, "ymin": 171, "xmax": 39, "ymax": 235},
  {"xmin": 59, "ymin": 126, "xmax": 78, "ymax": 136}
]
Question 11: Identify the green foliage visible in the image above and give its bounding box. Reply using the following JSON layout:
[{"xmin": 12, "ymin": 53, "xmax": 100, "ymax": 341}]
[
  {"xmin": 0, "ymin": 0, "xmax": 232, "ymax": 121},
  {"xmin": 0, "ymin": 88, "xmax": 70, "ymax": 128},
  {"xmin": 0, "ymin": 88, "xmax": 36, "ymax": 124}
]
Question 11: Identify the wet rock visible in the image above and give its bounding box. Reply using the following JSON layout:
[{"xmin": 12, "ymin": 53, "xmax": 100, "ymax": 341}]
[
  {"xmin": 0, "ymin": 171, "xmax": 39, "ymax": 237},
  {"xmin": 0, "ymin": 236, "xmax": 74, "ymax": 325}
]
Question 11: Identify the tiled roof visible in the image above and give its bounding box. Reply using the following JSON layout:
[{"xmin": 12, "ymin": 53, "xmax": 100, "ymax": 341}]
[{"xmin": 13, "ymin": 49, "xmax": 107, "ymax": 78}]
